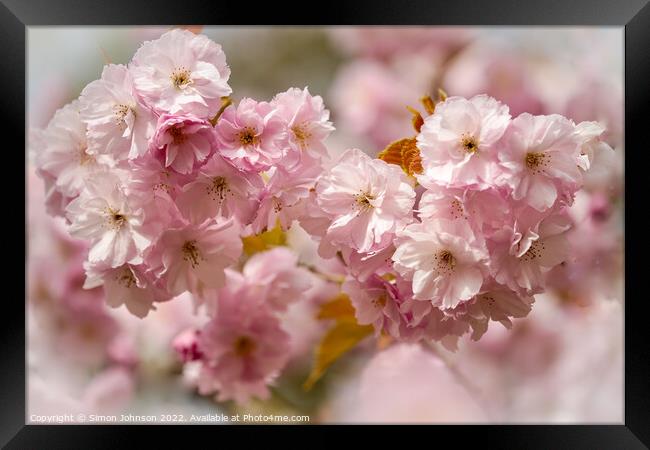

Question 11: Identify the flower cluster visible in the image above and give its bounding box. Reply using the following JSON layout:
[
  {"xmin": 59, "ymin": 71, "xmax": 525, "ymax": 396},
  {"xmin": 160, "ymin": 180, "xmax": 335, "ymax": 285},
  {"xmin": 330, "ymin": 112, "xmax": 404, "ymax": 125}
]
[
  {"xmin": 33, "ymin": 29, "xmax": 333, "ymax": 318},
  {"xmin": 32, "ymin": 29, "xmax": 333, "ymax": 402},
  {"xmin": 32, "ymin": 28, "xmax": 610, "ymax": 403},
  {"xmin": 306, "ymin": 94, "xmax": 611, "ymax": 349},
  {"xmin": 173, "ymin": 248, "xmax": 314, "ymax": 404}
]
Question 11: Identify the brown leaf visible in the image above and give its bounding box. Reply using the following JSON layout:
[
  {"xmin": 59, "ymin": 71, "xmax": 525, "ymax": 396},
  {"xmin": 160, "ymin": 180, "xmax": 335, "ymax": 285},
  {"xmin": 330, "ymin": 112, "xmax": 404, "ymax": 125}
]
[
  {"xmin": 377, "ymin": 138, "xmax": 422, "ymax": 177},
  {"xmin": 377, "ymin": 138, "xmax": 407, "ymax": 166},
  {"xmin": 303, "ymin": 320, "xmax": 373, "ymax": 391},
  {"xmin": 401, "ymin": 138, "xmax": 423, "ymax": 176},
  {"xmin": 406, "ymin": 106, "xmax": 424, "ymax": 133},
  {"xmin": 303, "ymin": 293, "xmax": 373, "ymax": 390},
  {"xmin": 317, "ymin": 293, "xmax": 357, "ymax": 321}
]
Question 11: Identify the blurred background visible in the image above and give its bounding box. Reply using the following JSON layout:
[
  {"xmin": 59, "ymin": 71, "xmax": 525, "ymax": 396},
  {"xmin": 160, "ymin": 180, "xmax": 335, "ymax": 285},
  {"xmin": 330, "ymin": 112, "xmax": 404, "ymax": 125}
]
[{"xmin": 27, "ymin": 26, "xmax": 623, "ymax": 424}]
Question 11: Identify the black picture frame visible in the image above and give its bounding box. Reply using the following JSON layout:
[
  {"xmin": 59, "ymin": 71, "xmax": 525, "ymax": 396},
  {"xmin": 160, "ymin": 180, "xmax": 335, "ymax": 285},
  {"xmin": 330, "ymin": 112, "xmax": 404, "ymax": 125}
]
[{"xmin": 4, "ymin": 0, "xmax": 648, "ymax": 447}]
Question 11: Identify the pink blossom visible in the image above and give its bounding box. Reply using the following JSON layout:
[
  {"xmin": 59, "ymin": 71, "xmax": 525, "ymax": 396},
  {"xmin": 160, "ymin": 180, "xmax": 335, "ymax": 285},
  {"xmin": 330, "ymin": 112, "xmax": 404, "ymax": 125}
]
[
  {"xmin": 127, "ymin": 155, "xmax": 186, "ymax": 240},
  {"xmin": 416, "ymin": 94, "xmax": 511, "ymax": 188},
  {"xmin": 84, "ymin": 261, "xmax": 170, "ymax": 318},
  {"xmin": 176, "ymin": 154, "xmax": 264, "ymax": 225},
  {"xmin": 130, "ymin": 29, "xmax": 231, "ymax": 118},
  {"xmin": 488, "ymin": 211, "xmax": 571, "ymax": 293},
  {"xmin": 271, "ymin": 87, "xmax": 334, "ymax": 168},
  {"xmin": 146, "ymin": 218, "xmax": 242, "ymax": 296},
  {"xmin": 545, "ymin": 192, "xmax": 622, "ymax": 305},
  {"xmin": 215, "ymin": 98, "xmax": 284, "ymax": 172},
  {"xmin": 29, "ymin": 129, "xmax": 73, "ymax": 218},
  {"xmin": 297, "ymin": 188, "xmax": 341, "ymax": 258},
  {"xmin": 461, "ymin": 281, "xmax": 535, "ymax": 341},
  {"xmin": 412, "ymin": 305, "xmax": 472, "ymax": 350},
  {"xmin": 36, "ymin": 168, "xmax": 76, "ymax": 219},
  {"xmin": 316, "ymin": 148, "xmax": 416, "ymax": 253},
  {"xmin": 393, "ymin": 218, "xmax": 488, "ymax": 309},
  {"xmin": 343, "ymin": 244, "xmax": 396, "ymax": 282},
  {"xmin": 195, "ymin": 285, "xmax": 291, "ymax": 404},
  {"xmin": 28, "ymin": 232, "xmax": 119, "ymax": 368},
  {"xmin": 573, "ymin": 120, "xmax": 615, "ymax": 171},
  {"xmin": 251, "ymin": 161, "xmax": 322, "ymax": 233},
  {"xmin": 79, "ymin": 64, "xmax": 156, "ymax": 161},
  {"xmin": 237, "ymin": 247, "xmax": 312, "ymax": 311},
  {"xmin": 150, "ymin": 113, "xmax": 216, "ymax": 174},
  {"xmin": 418, "ymin": 185, "xmax": 511, "ymax": 238},
  {"xmin": 172, "ymin": 328, "xmax": 203, "ymax": 362},
  {"xmin": 497, "ymin": 113, "xmax": 582, "ymax": 211},
  {"xmin": 66, "ymin": 172, "xmax": 150, "ymax": 268},
  {"xmin": 342, "ymin": 274, "xmax": 403, "ymax": 338},
  {"xmin": 34, "ymin": 100, "xmax": 111, "ymax": 198}
]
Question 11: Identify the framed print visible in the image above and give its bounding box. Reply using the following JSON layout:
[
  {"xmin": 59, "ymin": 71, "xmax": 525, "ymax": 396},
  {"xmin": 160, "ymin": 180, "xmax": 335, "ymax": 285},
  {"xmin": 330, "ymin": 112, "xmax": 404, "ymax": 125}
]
[{"xmin": 3, "ymin": 0, "xmax": 649, "ymax": 447}]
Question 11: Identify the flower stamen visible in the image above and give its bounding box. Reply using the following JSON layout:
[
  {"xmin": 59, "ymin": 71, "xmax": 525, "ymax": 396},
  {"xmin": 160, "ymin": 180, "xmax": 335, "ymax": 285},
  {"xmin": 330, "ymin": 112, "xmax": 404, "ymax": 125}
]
[
  {"xmin": 525, "ymin": 152, "xmax": 551, "ymax": 174},
  {"xmin": 116, "ymin": 267, "xmax": 136, "ymax": 288},
  {"xmin": 372, "ymin": 295, "xmax": 387, "ymax": 309},
  {"xmin": 170, "ymin": 66, "xmax": 192, "ymax": 89},
  {"xmin": 521, "ymin": 240, "xmax": 546, "ymax": 262},
  {"xmin": 291, "ymin": 122, "xmax": 312, "ymax": 148},
  {"xmin": 206, "ymin": 176, "xmax": 230, "ymax": 202},
  {"xmin": 354, "ymin": 191, "xmax": 375, "ymax": 213},
  {"xmin": 106, "ymin": 207, "xmax": 127, "ymax": 230},
  {"xmin": 272, "ymin": 197, "xmax": 283, "ymax": 213},
  {"xmin": 182, "ymin": 240, "xmax": 202, "ymax": 268},
  {"xmin": 434, "ymin": 249, "xmax": 456, "ymax": 275},
  {"xmin": 233, "ymin": 335, "xmax": 256, "ymax": 357},
  {"xmin": 113, "ymin": 104, "xmax": 131, "ymax": 126},
  {"xmin": 238, "ymin": 127, "xmax": 259, "ymax": 146},
  {"xmin": 460, "ymin": 134, "xmax": 479, "ymax": 154}
]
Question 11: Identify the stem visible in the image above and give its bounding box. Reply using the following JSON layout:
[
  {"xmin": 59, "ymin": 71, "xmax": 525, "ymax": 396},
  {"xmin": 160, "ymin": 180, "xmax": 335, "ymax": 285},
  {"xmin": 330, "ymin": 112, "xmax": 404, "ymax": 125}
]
[
  {"xmin": 299, "ymin": 262, "xmax": 345, "ymax": 284},
  {"xmin": 209, "ymin": 97, "xmax": 233, "ymax": 126}
]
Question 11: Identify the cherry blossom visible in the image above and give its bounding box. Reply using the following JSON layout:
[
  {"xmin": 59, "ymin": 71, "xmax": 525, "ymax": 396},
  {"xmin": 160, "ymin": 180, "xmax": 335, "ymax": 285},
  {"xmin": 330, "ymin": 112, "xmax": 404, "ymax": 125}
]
[
  {"xmin": 150, "ymin": 113, "xmax": 216, "ymax": 174},
  {"xmin": 195, "ymin": 284, "xmax": 291, "ymax": 404},
  {"xmin": 392, "ymin": 218, "xmax": 488, "ymax": 309},
  {"xmin": 215, "ymin": 98, "xmax": 285, "ymax": 172},
  {"xmin": 497, "ymin": 113, "xmax": 582, "ymax": 211},
  {"xmin": 79, "ymin": 64, "xmax": 156, "ymax": 161},
  {"xmin": 130, "ymin": 29, "xmax": 231, "ymax": 118},
  {"xmin": 66, "ymin": 172, "xmax": 150, "ymax": 268},
  {"xmin": 271, "ymin": 87, "xmax": 334, "ymax": 168},
  {"xmin": 84, "ymin": 261, "xmax": 170, "ymax": 318},
  {"xmin": 145, "ymin": 218, "xmax": 242, "ymax": 296},
  {"xmin": 176, "ymin": 154, "xmax": 264, "ymax": 225},
  {"xmin": 35, "ymin": 100, "xmax": 111, "ymax": 198},
  {"xmin": 316, "ymin": 148, "xmax": 416, "ymax": 253},
  {"xmin": 30, "ymin": 29, "xmax": 610, "ymax": 413},
  {"xmin": 417, "ymin": 94, "xmax": 511, "ymax": 188}
]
